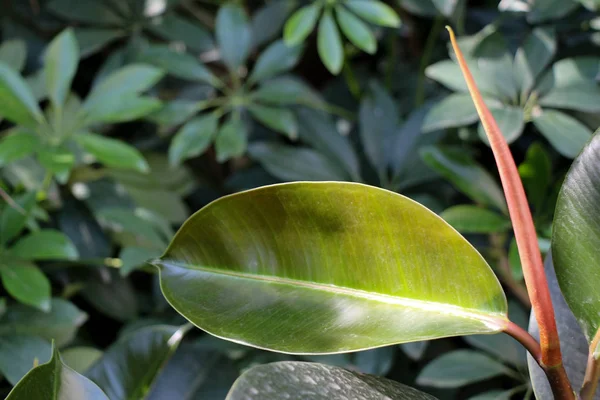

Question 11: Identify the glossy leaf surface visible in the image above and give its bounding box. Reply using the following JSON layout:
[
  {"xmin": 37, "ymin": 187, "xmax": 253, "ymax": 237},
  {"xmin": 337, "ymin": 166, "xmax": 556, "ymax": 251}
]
[
  {"xmin": 6, "ymin": 346, "xmax": 108, "ymax": 400},
  {"xmin": 86, "ymin": 325, "xmax": 187, "ymax": 400},
  {"xmin": 227, "ymin": 361, "xmax": 437, "ymax": 400},
  {"xmin": 552, "ymin": 132, "xmax": 600, "ymax": 341},
  {"xmin": 155, "ymin": 182, "xmax": 507, "ymax": 354}
]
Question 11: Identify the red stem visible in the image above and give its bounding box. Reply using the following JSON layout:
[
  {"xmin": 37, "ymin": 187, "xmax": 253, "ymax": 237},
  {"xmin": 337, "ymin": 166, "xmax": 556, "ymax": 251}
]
[
  {"xmin": 446, "ymin": 26, "xmax": 560, "ymax": 368},
  {"xmin": 504, "ymin": 321, "xmax": 541, "ymax": 361},
  {"xmin": 446, "ymin": 26, "xmax": 575, "ymax": 400}
]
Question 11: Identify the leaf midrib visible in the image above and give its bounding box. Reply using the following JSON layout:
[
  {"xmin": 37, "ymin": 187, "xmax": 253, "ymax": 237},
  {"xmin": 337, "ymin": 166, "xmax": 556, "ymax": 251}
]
[{"xmin": 157, "ymin": 259, "xmax": 507, "ymax": 328}]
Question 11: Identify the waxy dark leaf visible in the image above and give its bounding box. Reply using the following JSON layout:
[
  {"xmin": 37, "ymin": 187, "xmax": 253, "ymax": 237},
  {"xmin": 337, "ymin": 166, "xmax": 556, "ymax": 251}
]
[
  {"xmin": 87, "ymin": 325, "xmax": 188, "ymax": 400},
  {"xmin": 227, "ymin": 362, "xmax": 437, "ymax": 400},
  {"xmin": 552, "ymin": 132, "xmax": 600, "ymax": 341},
  {"xmin": 7, "ymin": 346, "xmax": 108, "ymax": 400}
]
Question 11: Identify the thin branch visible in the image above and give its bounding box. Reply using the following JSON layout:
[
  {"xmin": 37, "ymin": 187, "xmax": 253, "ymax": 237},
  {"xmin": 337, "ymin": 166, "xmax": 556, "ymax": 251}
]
[
  {"xmin": 446, "ymin": 26, "xmax": 574, "ymax": 399},
  {"xmin": 581, "ymin": 329, "xmax": 600, "ymax": 400},
  {"xmin": 445, "ymin": 26, "xmax": 561, "ymax": 368},
  {"xmin": 504, "ymin": 320, "xmax": 542, "ymax": 362}
]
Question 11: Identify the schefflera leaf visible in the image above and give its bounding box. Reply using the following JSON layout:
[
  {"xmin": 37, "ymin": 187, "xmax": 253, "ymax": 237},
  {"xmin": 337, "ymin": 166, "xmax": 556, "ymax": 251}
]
[
  {"xmin": 154, "ymin": 182, "xmax": 508, "ymax": 353},
  {"xmin": 552, "ymin": 132, "xmax": 600, "ymax": 341}
]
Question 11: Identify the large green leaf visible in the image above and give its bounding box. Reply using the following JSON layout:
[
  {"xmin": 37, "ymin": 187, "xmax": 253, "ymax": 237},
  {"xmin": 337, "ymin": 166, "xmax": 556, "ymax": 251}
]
[
  {"xmin": 227, "ymin": 361, "xmax": 436, "ymax": 400},
  {"xmin": 44, "ymin": 28, "xmax": 79, "ymax": 107},
  {"xmin": 86, "ymin": 325, "xmax": 188, "ymax": 400},
  {"xmin": 6, "ymin": 346, "xmax": 108, "ymax": 400},
  {"xmin": 552, "ymin": 132, "xmax": 600, "ymax": 341},
  {"xmin": 216, "ymin": 4, "xmax": 252, "ymax": 71},
  {"xmin": 154, "ymin": 182, "xmax": 508, "ymax": 354},
  {"xmin": 0, "ymin": 62, "xmax": 44, "ymax": 127}
]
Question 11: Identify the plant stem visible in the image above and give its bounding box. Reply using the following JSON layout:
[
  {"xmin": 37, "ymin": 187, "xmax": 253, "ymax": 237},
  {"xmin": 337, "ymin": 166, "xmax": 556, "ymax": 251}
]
[
  {"xmin": 504, "ymin": 321, "xmax": 574, "ymax": 399},
  {"xmin": 504, "ymin": 320, "xmax": 541, "ymax": 361},
  {"xmin": 415, "ymin": 15, "xmax": 444, "ymax": 107},
  {"xmin": 446, "ymin": 25, "xmax": 561, "ymax": 366},
  {"xmin": 581, "ymin": 329, "xmax": 600, "ymax": 400},
  {"xmin": 446, "ymin": 26, "xmax": 574, "ymax": 399}
]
